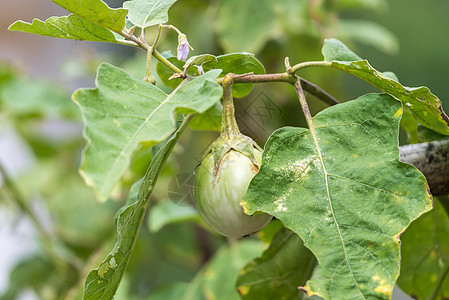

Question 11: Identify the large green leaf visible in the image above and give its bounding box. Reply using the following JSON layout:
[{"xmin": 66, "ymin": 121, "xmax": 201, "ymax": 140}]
[
  {"xmin": 214, "ymin": 0, "xmax": 276, "ymax": 53},
  {"xmin": 237, "ymin": 227, "xmax": 316, "ymax": 300},
  {"xmin": 397, "ymin": 197, "xmax": 449, "ymax": 299},
  {"xmin": 51, "ymin": 0, "xmax": 127, "ymax": 32},
  {"xmin": 9, "ymin": 14, "xmax": 118, "ymax": 43},
  {"xmin": 123, "ymin": 0, "xmax": 178, "ymax": 28},
  {"xmin": 241, "ymin": 93, "xmax": 432, "ymax": 299},
  {"xmin": 73, "ymin": 64, "xmax": 221, "ymax": 201},
  {"xmin": 83, "ymin": 115, "xmax": 191, "ymax": 300},
  {"xmin": 322, "ymin": 38, "xmax": 449, "ymax": 136}
]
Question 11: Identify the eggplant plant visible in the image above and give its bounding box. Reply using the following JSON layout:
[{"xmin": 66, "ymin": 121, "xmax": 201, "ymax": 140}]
[{"xmin": 3, "ymin": 0, "xmax": 449, "ymax": 299}]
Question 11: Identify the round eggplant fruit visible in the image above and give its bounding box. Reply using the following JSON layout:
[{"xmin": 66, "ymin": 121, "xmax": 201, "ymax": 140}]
[{"xmin": 194, "ymin": 148, "xmax": 272, "ymax": 238}]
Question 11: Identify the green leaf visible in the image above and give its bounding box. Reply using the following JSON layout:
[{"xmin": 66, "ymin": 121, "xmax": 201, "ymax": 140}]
[
  {"xmin": 9, "ymin": 14, "xmax": 118, "ymax": 43},
  {"xmin": 157, "ymin": 52, "xmax": 265, "ymax": 98},
  {"xmin": 183, "ymin": 54, "xmax": 217, "ymax": 73},
  {"xmin": 203, "ymin": 52, "xmax": 266, "ymax": 98},
  {"xmin": 322, "ymin": 38, "xmax": 449, "ymax": 136},
  {"xmin": 322, "ymin": 38, "xmax": 362, "ymax": 62},
  {"xmin": 148, "ymin": 201, "xmax": 201, "ymax": 233},
  {"xmin": 73, "ymin": 63, "xmax": 222, "ymax": 201},
  {"xmin": 417, "ymin": 125, "xmax": 449, "ymax": 142},
  {"xmin": 397, "ymin": 197, "xmax": 449, "ymax": 299},
  {"xmin": 202, "ymin": 240, "xmax": 266, "ymax": 300},
  {"xmin": 237, "ymin": 228, "xmax": 316, "ymax": 300},
  {"xmin": 400, "ymin": 108, "xmax": 421, "ymax": 144},
  {"xmin": 123, "ymin": 0, "xmax": 177, "ymax": 29},
  {"xmin": 257, "ymin": 219, "xmax": 284, "ymax": 244},
  {"xmin": 51, "ymin": 0, "xmax": 127, "ymax": 32},
  {"xmin": 83, "ymin": 115, "xmax": 192, "ymax": 300},
  {"xmin": 215, "ymin": 0, "xmax": 276, "ymax": 53},
  {"xmin": 241, "ymin": 93, "xmax": 432, "ymax": 299},
  {"xmin": 189, "ymin": 102, "xmax": 222, "ymax": 132}
]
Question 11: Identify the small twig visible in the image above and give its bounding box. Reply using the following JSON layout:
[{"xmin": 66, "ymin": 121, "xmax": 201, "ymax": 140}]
[
  {"xmin": 300, "ymin": 78, "xmax": 339, "ymax": 106},
  {"xmin": 293, "ymin": 78, "xmax": 314, "ymax": 129},
  {"xmin": 229, "ymin": 73, "xmax": 296, "ymax": 84},
  {"xmin": 115, "ymin": 39, "xmax": 141, "ymax": 48},
  {"xmin": 118, "ymin": 30, "xmax": 182, "ymax": 74},
  {"xmin": 160, "ymin": 24, "xmax": 183, "ymax": 36},
  {"xmin": 284, "ymin": 57, "xmax": 292, "ymax": 73},
  {"xmin": 117, "ymin": 30, "xmax": 149, "ymax": 51},
  {"xmin": 143, "ymin": 27, "xmax": 164, "ymax": 84},
  {"xmin": 289, "ymin": 61, "xmax": 332, "ymax": 74},
  {"xmin": 151, "ymin": 25, "xmax": 163, "ymax": 49}
]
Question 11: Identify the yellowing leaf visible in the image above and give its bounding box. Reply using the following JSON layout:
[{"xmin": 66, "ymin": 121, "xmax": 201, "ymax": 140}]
[{"xmin": 242, "ymin": 93, "xmax": 432, "ymax": 299}]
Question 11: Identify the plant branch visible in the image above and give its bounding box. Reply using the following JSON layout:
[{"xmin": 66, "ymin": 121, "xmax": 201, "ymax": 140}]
[
  {"xmin": 230, "ymin": 73, "xmax": 296, "ymax": 84},
  {"xmin": 289, "ymin": 61, "xmax": 332, "ymax": 74},
  {"xmin": 220, "ymin": 74, "xmax": 240, "ymax": 139},
  {"xmin": 300, "ymin": 78, "xmax": 339, "ymax": 106},
  {"xmin": 217, "ymin": 73, "xmax": 339, "ymax": 106},
  {"xmin": 118, "ymin": 30, "xmax": 182, "ymax": 74},
  {"xmin": 293, "ymin": 78, "xmax": 315, "ymax": 130},
  {"xmin": 116, "ymin": 32, "xmax": 338, "ymax": 106},
  {"xmin": 399, "ymin": 139, "xmax": 449, "ymax": 196},
  {"xmin": 115, "ymin": 39, "xmax": 141, "ymax": 48},
  {"xmin": 143, "ymin": 27, "xmax": 165, "ymax": 84},
  {"xmin": 153, "ymin": 49, "xmax": 183, "ymax": 73},
  {"xmin": 117, "ymin": 31, "xmax": 149, "ymax": 51}
]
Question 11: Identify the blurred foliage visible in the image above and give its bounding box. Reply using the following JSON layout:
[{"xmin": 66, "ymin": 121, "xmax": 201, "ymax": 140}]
[{"xmin": 1, "ymin": 0, "xmax": 448, "ymax": 299}]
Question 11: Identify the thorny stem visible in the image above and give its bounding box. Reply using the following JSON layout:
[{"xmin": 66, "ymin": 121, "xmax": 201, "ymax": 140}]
[
  {"xmin": 0, "ymin": 162, "xmax": 76, "ymax": 275},
  {"xmin": 220, "ymin": 74, "xmax": 240, "ymax": 139}
]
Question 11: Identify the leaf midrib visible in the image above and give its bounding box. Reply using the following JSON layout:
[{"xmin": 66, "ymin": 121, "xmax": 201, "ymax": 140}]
[
  {"xmin": 308, "ymin": 121, "xmax": 366, "ymax": 299},
  {"xmin": 101, "ymin": 88, "xmax": 173, "ymax": 195},
  {"xmin": 142, "ymin": 0, "xmax": 164, "ymax": 26}
]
